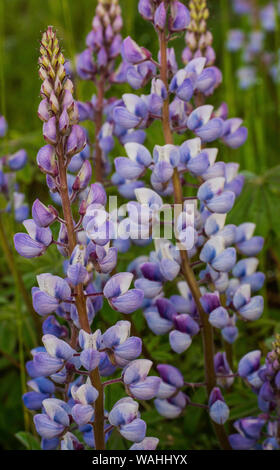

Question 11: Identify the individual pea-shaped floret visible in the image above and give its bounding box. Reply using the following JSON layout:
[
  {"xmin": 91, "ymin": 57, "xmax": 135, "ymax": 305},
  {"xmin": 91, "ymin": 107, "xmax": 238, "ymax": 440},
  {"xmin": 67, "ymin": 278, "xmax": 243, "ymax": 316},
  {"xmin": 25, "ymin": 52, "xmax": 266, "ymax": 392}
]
[
  {"xmin": 108, "ymin": 397, "xmax": 146, "ymax": 443},
  {"xmin": 100, "ymin": 320, "xmax": 142, "ymax": 366},
  {"xmin": 71, "ymin": 382, "xmax": 99, "ymax": 426},
  {"xmin": 78, "ymin": 329, "xmax": 101, "ymax": 371},
  {"xmin": 156, "ymin": 364, "xmax": 184, "ymax": 399},
  {"xmin": 33, "ymin": 398, "xmax": 71, "ymax": 440},
  {"xmin": 122, "ymin": 359, "xmax": 161, "ymax": 400},
  {"xmin": 103, "ymin": 272, "xmax": 144, "ymax": 314},
  {"xmin": 31, "ymin": 274, "xmax": 72, "ymax": 316},
  {"xmin": 208, "ymin": 387, "xmax": 230, "ymax": 425},
  {"xmin": 14, "ymin": 220, "xmax": 53, "ymax": 259}
]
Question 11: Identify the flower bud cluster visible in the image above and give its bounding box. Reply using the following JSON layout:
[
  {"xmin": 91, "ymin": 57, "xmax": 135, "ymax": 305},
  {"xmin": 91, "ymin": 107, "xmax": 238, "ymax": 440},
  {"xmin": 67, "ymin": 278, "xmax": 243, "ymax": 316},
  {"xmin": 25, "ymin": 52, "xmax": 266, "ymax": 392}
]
[
  {"xmin": 77, "ymin": 0, "xmax": 123, "ymax": 82},
  {"xmin": 183, "ymin": 0, "xmax": 215, "ymax": 66},
  {"xmin": 14, "ymin": 26, "xmax": 158, "ymax": 451},
  {"xmin": 76, "ymin": 0, "xmax": 132, "ymax": 180}
]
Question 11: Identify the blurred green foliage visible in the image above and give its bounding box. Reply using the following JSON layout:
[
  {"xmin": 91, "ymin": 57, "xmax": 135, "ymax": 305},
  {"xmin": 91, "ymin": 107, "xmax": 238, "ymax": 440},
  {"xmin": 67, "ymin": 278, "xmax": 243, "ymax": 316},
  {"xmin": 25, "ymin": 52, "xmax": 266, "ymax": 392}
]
[{"xmin": 0, "ymin": 0, "xmax": 279, "ymax": 450}]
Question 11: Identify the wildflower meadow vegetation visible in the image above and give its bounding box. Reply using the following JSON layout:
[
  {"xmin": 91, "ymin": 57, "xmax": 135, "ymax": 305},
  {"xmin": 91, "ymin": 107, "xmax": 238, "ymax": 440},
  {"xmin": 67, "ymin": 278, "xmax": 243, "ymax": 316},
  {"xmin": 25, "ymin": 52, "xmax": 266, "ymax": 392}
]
[{"xmin": 0, "ymin": 0, "xmax": 280, "ymax": 452}]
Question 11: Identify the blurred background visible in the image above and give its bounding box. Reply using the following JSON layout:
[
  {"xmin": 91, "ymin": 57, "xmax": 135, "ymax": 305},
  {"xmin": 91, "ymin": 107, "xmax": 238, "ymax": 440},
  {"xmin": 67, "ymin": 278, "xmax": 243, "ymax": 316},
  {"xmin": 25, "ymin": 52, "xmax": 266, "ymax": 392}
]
[{"xmin": 0, "ymin": 0, "xmax": 279, "ymax": 450}]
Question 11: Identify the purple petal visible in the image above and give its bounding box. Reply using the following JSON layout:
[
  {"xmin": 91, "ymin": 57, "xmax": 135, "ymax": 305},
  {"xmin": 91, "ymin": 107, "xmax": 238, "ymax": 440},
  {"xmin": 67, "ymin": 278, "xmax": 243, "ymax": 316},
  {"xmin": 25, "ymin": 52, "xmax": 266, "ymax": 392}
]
[
  {"xmin": 111, "ymin": 289, "xmax": 144, "ymax": 314},
  {"xmin": 157, "ymin": 364, "xmax": 184, "ymax": 388},
  {"xmin": 80, "ymin": 349, "xmax": 100, "ymax": 371},
  {"xmin": 129, "ymin": 377, "xmax": 161, "ymax": 400},
  {"xmin": 34, "ymin": 414, "xmax": 64, "ymax": 439},
  {"xmin": 32, "ymin": 290, "xmax": 59, "ymax": 316},
  {"xmin": 238, "ymin": 350, "xmax": 261, "ymax": 377},
  {"xmin": 119, "ymin": 418, "xmax": 147, "ymax": 443},
  {"xmin": 114, "ymin": 337, "xmax": 142, "ymax": 361},
  {"xmin": 113, "ymin": 107, "xmax": 141, "ymax": 129},
  {"xmin": 169, "ymin": 330, "xmax": 192, "ymax": 354},
  {"xmin": 72, "ymin": 404, "xmax": 93, "ymax": 426},
  {"xmin": 14, "ymin": 233, "xmax": 46, "ymax": 258}
]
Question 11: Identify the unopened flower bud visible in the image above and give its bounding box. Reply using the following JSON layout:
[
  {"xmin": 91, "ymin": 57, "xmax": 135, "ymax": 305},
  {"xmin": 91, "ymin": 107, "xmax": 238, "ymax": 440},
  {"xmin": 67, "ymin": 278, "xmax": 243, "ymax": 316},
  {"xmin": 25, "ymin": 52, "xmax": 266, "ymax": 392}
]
[
  {"xmin": 154, "ymin": 2, "xmax": 166, "ymax": 30},
  {"xmin": 32, "ymin": 199, "xmax": 58, "ymax": 227},
  {"xmin": 72, "ymin": 160, "xmax": 92, "ymax": 192},
  {"xmin": 66, "ymin": 125, "xmax": 87, "ymax": 158},
  {"xmin": 36, "ymin": 145, "xmax": 58, "ymax": 176},
  {"xmin": 43, "ymin": 117, "xmax": 57, "ymax": 145},
  {"xmin": 38, "ymin": 99, "xmax": 50, "ymax": 122}
]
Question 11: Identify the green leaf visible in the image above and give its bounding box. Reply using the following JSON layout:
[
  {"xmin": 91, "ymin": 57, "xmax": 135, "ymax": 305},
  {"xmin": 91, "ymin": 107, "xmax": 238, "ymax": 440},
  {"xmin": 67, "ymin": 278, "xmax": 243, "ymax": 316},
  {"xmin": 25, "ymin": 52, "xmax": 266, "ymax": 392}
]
[
  {"xmin": 15, "ymin": 432, "xmax": 41, "ymax": 450},
  {"xmin": 228, "ymin": 167, "xmax": 280, "ymax": 238},
  {"xmin": 0, "ymin": 320, "xmax": 16, "ymax": 354}
]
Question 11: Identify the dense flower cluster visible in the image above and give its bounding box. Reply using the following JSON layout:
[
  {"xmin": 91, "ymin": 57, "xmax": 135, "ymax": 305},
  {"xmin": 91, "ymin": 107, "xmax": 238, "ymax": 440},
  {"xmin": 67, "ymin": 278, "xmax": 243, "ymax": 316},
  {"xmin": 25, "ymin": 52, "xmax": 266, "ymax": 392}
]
[
  {"xmin": 76, "ymin": 0, "xmax": 145, "ymax": 182},
  {"xmin": 14, "ymin": 25, "xmax": 158, "ymax": 450},
  {"xmin": 0, "ymin": 116, "xmax": 28, "ymax": 222},
  {"xmin": 109, "ymin": 0, "xmax": 265, "ymax": 448},
  {"xmin": 229, "ymin": 335, "xmax": 280, "ymax": 450},
  {"xmin": 227, "ymin": 0, "xmax": 280, "ymax": 88},
  {"xmin": 13, "ymin": 0, "xmax": 272, "ymax": 451}
]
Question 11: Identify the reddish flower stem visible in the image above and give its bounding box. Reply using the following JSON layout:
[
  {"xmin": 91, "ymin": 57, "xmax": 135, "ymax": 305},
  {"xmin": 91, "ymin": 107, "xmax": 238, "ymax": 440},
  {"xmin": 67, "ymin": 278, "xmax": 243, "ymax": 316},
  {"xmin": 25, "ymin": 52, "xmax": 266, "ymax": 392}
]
[
  {"xmin": 103, "ymin": 377, "xmax": 123, "ymax": 387},
  {"xmin": 56, "ymin": 138, "xmax": 105, "ymax": 450}
]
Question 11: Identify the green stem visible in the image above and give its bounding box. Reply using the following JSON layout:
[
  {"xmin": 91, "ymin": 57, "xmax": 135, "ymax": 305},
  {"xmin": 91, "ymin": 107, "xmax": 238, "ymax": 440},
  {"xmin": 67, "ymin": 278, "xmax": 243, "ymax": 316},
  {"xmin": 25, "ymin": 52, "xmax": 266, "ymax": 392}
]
[
  {"xmin": 56, "ymin": 138, "xmax": 105, "ymax": 450},
  {"xmin": 243, "ymin": 88, "xmax": 256, "ymax": 173},
  {"xmin": 224, "ymin": 341, "xmax": 234, "ymax": 370},
  {"xmin": 274, "ymin": 0, "xmax": 280, "ymax": 122},
  {"xmin": 16, "ymin": 286, "xmax": 30, "ymax": 432},
  {"xmin": 0, "ymin": 213, "xmax": 40, "ymax": 343},
  {"xmin": 0, "ymin": 0, "xmax": 6, "ymax": 118}
]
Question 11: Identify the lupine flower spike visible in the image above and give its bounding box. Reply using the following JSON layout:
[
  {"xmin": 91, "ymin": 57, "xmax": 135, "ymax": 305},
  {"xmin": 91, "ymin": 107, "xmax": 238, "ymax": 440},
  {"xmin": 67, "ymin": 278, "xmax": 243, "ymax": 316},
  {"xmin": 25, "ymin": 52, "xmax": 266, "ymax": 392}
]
[
  {"xmin": 15, "ymin": 26, "xmax": 157, "ymax": 451},
  {"xmin": 77, "ymin": 0, "xmax": 129, "ymax": 182},
  {"xmin": 109, "ymin": 0, "xmax": 265, "ymax": 451}
]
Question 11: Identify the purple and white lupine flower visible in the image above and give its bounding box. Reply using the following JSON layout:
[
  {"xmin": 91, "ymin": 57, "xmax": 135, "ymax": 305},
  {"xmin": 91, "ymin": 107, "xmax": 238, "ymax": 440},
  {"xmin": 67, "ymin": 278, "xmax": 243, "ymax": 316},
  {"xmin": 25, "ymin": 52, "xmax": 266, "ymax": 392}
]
[
  {"xmin": 32, "ymin": 274, "xmax": 72, "ymax": 316},
  {"xmin": 215, "ymin": 352, "xmax": 234, "ymax": 388},
  {"xmin": 103, "ymin": 272, "xmax": 144, "ymax": 314},
  {"xmin": 23, "ymin": 377, "xmax": 55, "ymax": 411},
  {"xmin": 129, "ymin": 437, "xmax": 159, "ymax": 450},
  {"xmin": 122, "ymin": 359, "xmax": 161, "ymax": 400},
  {"xmin": 100, "ymin": 320, "xmax": 142, "ymax": 366},
  {"xmin": 183, "ymin": 0, "xmax": 216, "ymax": 67},
  {"xmin": 108, "ymin": 398, "xmax": 147, "ymax": 443},
  {"xmin": 154, "ymin": 391, "xmax": 188, "ymax": 419},
  {"xmin": 13, "ymin": 0, "xmax": 271, "ymax": 451},
  {"xmin": 0, "ymin": 117, "xmax": 29, "ymax": 222},
  {"xmin": 230, "ymin": 335, "xmax": 280, "ymax": 449},
  {"xmin": 16, "ymin": 26, "xmax": 160, "ymax": 451},
  {"xmin": 106, "ymin": 0, "xmax": 267, "ymax": 451},
  {"xmin": 209, "ymin": 387, "xmax": 230, "ymax": 425},
  {"xmin": 76, "ymin": 0, "xmax": 138, "ymax": 181},
  {"xmin": 14, "ymin": 220, "xmax": 52, "ymax": 259},
  {"xmin": 156, "ymin": 364, "xmax": 184, "ymax": 399}
]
